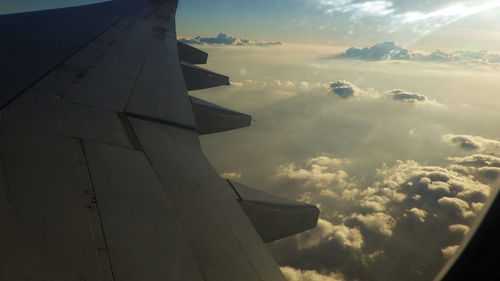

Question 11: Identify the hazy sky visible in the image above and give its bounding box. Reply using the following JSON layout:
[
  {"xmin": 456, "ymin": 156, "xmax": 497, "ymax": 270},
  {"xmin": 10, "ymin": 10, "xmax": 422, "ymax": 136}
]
[
  {"xmin": 4, "ymin": 0, "xmax": 500, "ymax": 49},
  {"xmin": 192, "ymin": 43, "xmax": 500, "ymax": 281},
  {"xmin": 177, "ymin": 0, "xmax": 500, "ymax": 49}
]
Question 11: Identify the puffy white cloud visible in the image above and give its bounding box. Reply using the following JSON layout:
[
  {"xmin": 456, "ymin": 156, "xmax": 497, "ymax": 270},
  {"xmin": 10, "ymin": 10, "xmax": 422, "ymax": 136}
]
[
  {"xmin": 329, "ymin": 80, "xmax": 360, "ymax": 99},
  {"xmin": 179, "ymin": 33, "xmax": 282, "ymax": 46},
  {"xmin": 318, "ymin": 189, "xmax": 339, "ymax": 199},
  {"xmin": 389, "ymin": 89, "xmax": 433, "ymax": 104},
  {"xmin": 442, "ymin": 134, "xmax": 500, "ymax": 152},
  {"xmin": 375, "ymin": 160, "xmax": 491, "ymax": 207},
  {"xmin": 297, "ymin": 219, "xmax": 364, "ymax": 250},
  {"xmin": 471, "ymin": 202, "xmax": 485, "ymax": 213},
  {"xmin": 441, "ymin": 245, "xmax": 460, "ymax": 259},
  {"xmin": 408, "ymin": 207, "xmax": 427, "ymax": 223},
  {"xmin": 352, "ymin": 212, "xmax": 397, "ymax": 236},
  {"xmin": 276, "ymin": 156, "xmax": 354, "ymax": 189},
  {"xmin": 427, "ymin": 181, "xmax": 451, "ymax": 193},
  {"xmin": 359, "ymin": 196, "xmax": 388, "ymax": 212},
  {"xmin": 327, "ymin": 81, "xmax": 434, "ymax": 105},
  {"xmin": 280, "ymin": 266, "xmax": 346, "ymax": 281},
  {"xmin": 273, "ymin": 157, "xmax": 493, "ymax": 281},
  {"xmin": 337, "ymin": 42, "xmax": 416, "ymax": 61},
  {"xmin": 220, "ymin": 172, "xmax": 242, "ymax": 180},
  {"xmin": 448, "ymin": 154, "xmax": 500, "ymax": 167},
  {"xmin": 475, "ymin": 167, "xmax": 500, "ymax": 180},
  {"xmin": 307, "ymin": 156, "xmax": 350, "ymax": 168},
  {"xmin": 448, "ymin": 224, "xmax": 470, "ymax": 235},
  {"xmin": 437, "ymin": 197, "xmax": 474, "ymax": 218},
  {"xmin": 447, "ymin": 151, "xmax": 500, "ymax": 183}
]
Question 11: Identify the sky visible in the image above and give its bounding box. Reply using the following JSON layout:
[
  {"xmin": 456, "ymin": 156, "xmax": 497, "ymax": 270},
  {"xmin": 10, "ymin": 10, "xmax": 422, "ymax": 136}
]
[
  {"xmin": 176, "ymin": 0, "xmax": 500, "ymax": 50},
  {"xmin": 4, "ymin": 1, "xmax": 500, "ymax": 280},
  {"xmin": 191, "ymin": 43, "xmax": 500, "ymax": 281},
  {"xmin": 175, "ymin": 1, "xmax": 500, "ymax": 280},
  {"xmin": 0, "ymin": 0, "xmax": 107, "ymax": 14},
  {"xmin": 4, "ymin": 0, "xmax": 500, "ymax": 49}
]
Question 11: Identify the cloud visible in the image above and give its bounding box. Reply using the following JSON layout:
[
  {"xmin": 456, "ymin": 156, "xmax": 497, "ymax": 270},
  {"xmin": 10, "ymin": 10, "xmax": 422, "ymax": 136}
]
[
  {"xmin": 361, "ymin": 250, "xmax": 385, "ymax": 265},
  {"xmin": 333, "ymin": 42, "xmax": 500, "ymax": 65},
  {"xmin": 297, "ymin": 219, "xmax": 364, "ymax": 250},
  {"xmin": 327, "ymin": 81, "xmax": 434, "ymax": 105},
  {"xmin": 179, "ymin": 33, "xmax": 282, "ymax": 46},
  {"xmin": 389, "ymin": 89, "xmax": 433, "ymax": 104},
  {"xmin": 307, "ymin": 156, "xmax": 351, "ymax": 168},
  {"xmin": 375, "ymin": 160, "xmax": 491, "ymax": 205},
  {"xmin": 280, "ymin": 266, "xmax": 346, "ymax": 281},
  {"xmin": 229, "ymin": 79, "xmax": 323, "ymax": 92},
  {"xmin": 318, "ymin": 0, "xmax": 394, "ymax": 17},
  {"xmin": 192, "ymin": 38, "xmax": 500, "ymax": 281},
  {"xmin": 444, "ymin": 137, "xmax": 500, "ymax": 182},
  {"xmin": 337, "ymin": 42, "xmax": 416, "ymax": 61},
  {"xmin": 359, "ymin": 195, "xmax": 390, "ymax": 212},
  {"xmin": 352, "ymin": 212, "xmax": 397, "ymax": 236},
  {"xmin": 443, "ymin": 135, "xmax": 483, "ymax": 150},
  {"xmin": 221, "ymin": 172, "xmax": 242, "ymax": 180},
  {"xmin": 314, "ymin": 0, "xmax": 500, "ymax": 43},
  {"xmin": 272, "ymin": 157, "xmax": 493, "ymax": 281},
  {"xmin": 275, "ymin": 156, "xmax": 354, "ymax": 189},
  {"xmin": 447, "ymin": 153, "xmax": 500, "ymax": 184},
  {"xmin": 438, "ymin": 197, "xmax": 475, "ymax": 218},
  {"xmin": 442, "ymin": 134, "xmax": 500, "ymax": 153},
  {"xmin": 448, "ymin": 224, "xmax": 470, "ymax": 235},
  {"xmin": 328, "ymin": 80, "xmax": 360, "ymax": 99},
  {"xmin": 407, "ymin": 207, "xmax": 427, "ymax": 222},
  {"xmin": 441, "ymin": 245, "xmax": 460, "ymax": 259},
  {"xmin": 448, "ymin": 154, "xmax": 500, "ymax": 167}
]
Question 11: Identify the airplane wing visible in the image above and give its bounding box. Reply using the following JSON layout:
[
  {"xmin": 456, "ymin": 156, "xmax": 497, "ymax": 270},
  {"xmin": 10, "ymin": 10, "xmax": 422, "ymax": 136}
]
[{"xmin": 0, "ymin": 0, "xmax": 319, "ymax": 280}]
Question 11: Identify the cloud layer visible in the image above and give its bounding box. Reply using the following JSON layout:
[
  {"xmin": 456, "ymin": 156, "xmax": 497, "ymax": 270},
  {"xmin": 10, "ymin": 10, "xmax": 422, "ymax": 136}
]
[
  {"xmin": 272, "ymin": 151, "xmax": 495, "ymax": 281},
  {"xmin": 334, "ymin": 42, "xmax": 500, "ymax": 65},
  {"xmin": 179, "ymin": 33, "xmax": 282, "ymax": 46},
  {"xmin": 191, "ymin": 45, "xmax": 500, "ymax": 281}
]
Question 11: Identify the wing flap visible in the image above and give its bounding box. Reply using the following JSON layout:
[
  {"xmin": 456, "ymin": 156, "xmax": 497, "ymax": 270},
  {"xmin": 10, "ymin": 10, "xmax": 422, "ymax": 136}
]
[
  {"xmin": 181, "ymin": 60, "xmax": 230, "ymax": 90},
  {"xmin": 177, "ymin": 42, "xmax": 208, "ymax": 64},
  {"xmin": 190, "ymin": 96, "xmax": 251, "ymax": 134},
  {"xmin": 129, "ymin": 118, "xmax": 287, "ymax": 281},
  {"xmin": 228, "ymin": 181, "xmax": 320, "ymax": 242}
]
